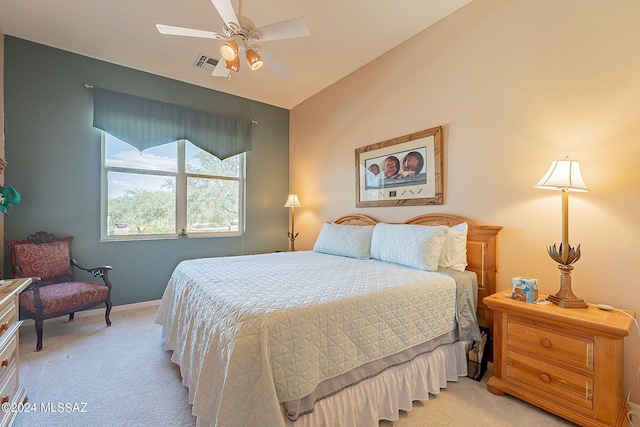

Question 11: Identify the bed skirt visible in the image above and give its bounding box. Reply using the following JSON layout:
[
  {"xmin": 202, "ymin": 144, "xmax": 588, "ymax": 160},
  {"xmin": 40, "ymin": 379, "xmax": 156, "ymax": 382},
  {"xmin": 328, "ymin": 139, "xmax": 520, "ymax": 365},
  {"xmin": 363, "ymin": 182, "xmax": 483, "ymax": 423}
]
[{"xmin": 162, "ymin": 326, "xmax": 468, "ymax": 427}]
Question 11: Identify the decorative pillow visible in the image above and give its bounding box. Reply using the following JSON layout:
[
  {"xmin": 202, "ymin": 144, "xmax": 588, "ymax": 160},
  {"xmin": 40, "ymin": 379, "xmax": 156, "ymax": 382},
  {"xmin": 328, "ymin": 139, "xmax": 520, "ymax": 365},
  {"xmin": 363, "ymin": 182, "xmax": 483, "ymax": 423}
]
[
  {"xmin": 438, "ymin": 222, "xmax": 469, "ymax": 272},
  {"xmin": 313, "ymin": 223, "xmax": 375, "ymax": 259},
  {"xmin": 370, "ymin": 223, "xmax": 449, "ymax": 271}
]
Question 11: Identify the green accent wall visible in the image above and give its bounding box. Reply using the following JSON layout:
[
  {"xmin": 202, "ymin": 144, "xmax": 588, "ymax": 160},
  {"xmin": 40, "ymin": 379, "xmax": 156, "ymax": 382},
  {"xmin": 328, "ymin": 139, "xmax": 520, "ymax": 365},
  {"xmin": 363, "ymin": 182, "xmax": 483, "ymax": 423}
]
[{"xmin": 3, "ymin": 36, "xmax": 290, "ymax": 306}]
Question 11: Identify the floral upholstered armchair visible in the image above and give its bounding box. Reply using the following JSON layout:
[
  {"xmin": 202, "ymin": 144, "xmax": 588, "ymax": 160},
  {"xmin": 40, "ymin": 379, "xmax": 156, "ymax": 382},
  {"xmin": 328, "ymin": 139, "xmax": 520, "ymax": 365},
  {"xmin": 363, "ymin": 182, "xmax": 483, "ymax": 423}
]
[{"xmin": 6, "ymin": 232, "xmax": 113, "ymax": 351}]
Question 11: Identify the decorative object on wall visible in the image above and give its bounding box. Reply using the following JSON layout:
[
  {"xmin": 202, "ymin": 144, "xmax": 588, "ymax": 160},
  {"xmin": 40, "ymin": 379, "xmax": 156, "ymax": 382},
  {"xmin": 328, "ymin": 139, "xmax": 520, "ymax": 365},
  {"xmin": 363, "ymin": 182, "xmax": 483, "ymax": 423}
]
[
  {"xmin": 0, "ymin": 158, "xmax": 21, "ymax": 214},
  {"xmin": 156, "ymin": 0, "xmax": 310, "ymax": 79},
  {"xmin": 284, "ymin": 194, "xmax": 301, "ymax": 251},
  {"xmin": 355, "ymin": 126, "xmax": 443, "ymax": 207},
  {"xmin": 0, "ymin": 186, "xmax": 21, "ymax": 213},
  {"xmin": 535, "ymin": 156, "xmax": 589, "ymax": 308}
]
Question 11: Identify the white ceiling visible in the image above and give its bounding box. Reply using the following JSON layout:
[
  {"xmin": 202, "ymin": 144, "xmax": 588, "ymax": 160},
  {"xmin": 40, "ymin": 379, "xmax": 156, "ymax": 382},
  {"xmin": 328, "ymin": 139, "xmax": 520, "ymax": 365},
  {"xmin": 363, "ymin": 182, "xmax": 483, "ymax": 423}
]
[{"xmin": 0, "ymin": 0, "xmax": 471, "ymax": 109}]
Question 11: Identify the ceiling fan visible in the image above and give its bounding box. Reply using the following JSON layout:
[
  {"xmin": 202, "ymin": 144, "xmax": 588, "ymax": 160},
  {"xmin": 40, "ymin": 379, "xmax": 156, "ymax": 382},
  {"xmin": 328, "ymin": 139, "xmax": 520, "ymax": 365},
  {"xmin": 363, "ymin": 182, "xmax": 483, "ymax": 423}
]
[{"xmin": 156, "ymin": 0, "xmax": 310, "ymax": 79}]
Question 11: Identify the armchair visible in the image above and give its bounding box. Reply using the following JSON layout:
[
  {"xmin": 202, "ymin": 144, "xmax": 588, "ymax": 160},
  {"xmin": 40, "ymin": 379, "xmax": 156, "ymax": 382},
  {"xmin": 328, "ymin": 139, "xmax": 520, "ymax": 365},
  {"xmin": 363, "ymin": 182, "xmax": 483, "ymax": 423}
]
[{"xmin": 6, "ymin": 232, "xmax": 113, "ymax": 351}]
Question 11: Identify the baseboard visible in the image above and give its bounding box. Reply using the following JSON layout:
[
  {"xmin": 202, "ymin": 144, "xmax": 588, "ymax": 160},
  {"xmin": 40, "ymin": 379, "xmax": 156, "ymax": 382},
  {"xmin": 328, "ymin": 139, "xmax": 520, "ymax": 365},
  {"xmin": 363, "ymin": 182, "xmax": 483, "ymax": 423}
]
[{"xmin": 20, "ymin": 299, "xmax": 161, "ymax": 327}]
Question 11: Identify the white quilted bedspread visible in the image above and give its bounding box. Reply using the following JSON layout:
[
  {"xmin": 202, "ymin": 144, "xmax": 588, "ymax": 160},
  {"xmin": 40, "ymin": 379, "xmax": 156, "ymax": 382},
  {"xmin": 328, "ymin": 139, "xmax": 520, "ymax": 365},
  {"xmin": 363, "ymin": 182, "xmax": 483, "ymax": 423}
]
[{"xmin": 156, "ymin": 251, "xmax": 458, "ymax": 427}]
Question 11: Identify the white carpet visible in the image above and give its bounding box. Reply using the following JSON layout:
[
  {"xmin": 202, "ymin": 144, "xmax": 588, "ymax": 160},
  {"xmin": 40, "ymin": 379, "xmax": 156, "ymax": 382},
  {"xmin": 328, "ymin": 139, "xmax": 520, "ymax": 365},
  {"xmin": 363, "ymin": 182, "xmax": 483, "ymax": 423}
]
[{"xmin": 13, "ymin": 304, "xmax": 575, "ymax": 427}]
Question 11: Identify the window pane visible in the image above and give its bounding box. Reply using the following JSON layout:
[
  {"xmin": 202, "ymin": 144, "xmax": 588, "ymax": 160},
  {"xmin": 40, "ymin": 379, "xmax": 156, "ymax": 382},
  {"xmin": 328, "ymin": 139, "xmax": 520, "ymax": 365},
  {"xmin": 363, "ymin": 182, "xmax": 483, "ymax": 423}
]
[
  {"xmin": 185, "ymin": 141, "xmax": 239, "ymax": 177},
  {"xmin": 107, "ymin": 171, "xmax": 176, "ymax": 235},
  {"xmin": 102, "ymin": 133, "xmax": 244, "ymax": 240},
  {"xmin": 187, "ymin": 177, "xmax": 239, "ymax": 233},
  {"xmin": 105, "ymin": 134, "xmax": 177, "ymax": 172}
]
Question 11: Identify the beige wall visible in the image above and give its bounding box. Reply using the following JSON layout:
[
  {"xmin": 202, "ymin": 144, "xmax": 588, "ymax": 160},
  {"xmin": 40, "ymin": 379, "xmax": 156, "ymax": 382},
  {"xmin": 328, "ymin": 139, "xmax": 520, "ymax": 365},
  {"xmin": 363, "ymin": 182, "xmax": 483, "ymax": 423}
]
[{"xmin": 291, "ymin": 0, "xmax": 640, "ymax": 400}]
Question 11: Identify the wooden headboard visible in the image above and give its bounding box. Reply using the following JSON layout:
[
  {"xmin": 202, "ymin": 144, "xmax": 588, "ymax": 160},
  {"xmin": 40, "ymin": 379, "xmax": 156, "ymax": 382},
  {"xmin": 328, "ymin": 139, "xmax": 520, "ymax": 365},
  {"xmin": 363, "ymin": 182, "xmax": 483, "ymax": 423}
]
[{"xmin": 334, "ymin": 213, "xmax": 502, "ymax": 331}]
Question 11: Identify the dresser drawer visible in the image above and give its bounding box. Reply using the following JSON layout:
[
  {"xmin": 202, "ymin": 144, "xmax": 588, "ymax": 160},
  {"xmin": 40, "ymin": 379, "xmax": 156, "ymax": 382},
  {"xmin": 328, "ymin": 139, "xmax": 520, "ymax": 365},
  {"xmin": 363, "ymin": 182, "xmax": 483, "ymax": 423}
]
[
  {"xmin": 507, "ymin": 317, "xmax": 593, "ymax": 371},
  {"xmin": 0, "ymin": 335, "xmax": 17, "ymax": 382},
  {"xmin": 0, "ymin": 303, "xmax": 16, "ymax": 342},
  {"xmin": 0, "ymin": 363, "xmax": 19, "ymax": 427},
  {"xmin": 0, "ymin": 363, "xmax": 18, "ymax": 407},
  {"xmin": 507, "ymin": 350, "xmax": 593, "ymax": 410}
]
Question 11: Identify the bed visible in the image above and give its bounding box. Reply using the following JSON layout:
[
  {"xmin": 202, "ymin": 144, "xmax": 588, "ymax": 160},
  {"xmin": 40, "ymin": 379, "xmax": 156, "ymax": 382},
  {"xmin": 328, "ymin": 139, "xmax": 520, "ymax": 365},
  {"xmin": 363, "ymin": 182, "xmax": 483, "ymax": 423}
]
[{"xmin": 156, "ymin": 213, "xmax": 501, "ymax": 427}]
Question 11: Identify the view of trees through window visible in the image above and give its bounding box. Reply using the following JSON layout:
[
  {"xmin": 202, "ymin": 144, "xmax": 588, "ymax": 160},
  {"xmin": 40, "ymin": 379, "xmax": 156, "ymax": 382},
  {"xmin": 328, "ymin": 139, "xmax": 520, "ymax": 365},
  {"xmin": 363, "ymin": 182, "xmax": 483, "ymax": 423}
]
[{"xmin": 103, "ymin": 133, "xmax": 242, "ymax": 238}]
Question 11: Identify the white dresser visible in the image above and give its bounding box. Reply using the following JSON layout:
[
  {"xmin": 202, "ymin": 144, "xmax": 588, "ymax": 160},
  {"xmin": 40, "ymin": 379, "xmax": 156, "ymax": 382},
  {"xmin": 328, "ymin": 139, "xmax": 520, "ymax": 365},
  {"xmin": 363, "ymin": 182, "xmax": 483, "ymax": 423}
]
[{"xmin": 0, "ymin": 278, "xmax": 31, "ymax": 427}]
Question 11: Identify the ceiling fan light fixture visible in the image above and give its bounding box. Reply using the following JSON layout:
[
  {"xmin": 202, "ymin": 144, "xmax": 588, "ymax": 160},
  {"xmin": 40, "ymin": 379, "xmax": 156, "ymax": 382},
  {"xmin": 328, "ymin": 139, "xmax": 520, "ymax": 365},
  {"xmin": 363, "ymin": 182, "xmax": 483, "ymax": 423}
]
[
  {"xmin": 220, "ymin": 39, "xmax": 239, "ymax": 61},
  {"xmin": 225, "ymin": 55, "xmax": 240, "ymax": 72},
  {"xmin": 157, "ymin": 0, "xmax": 310, "ymax": 80},
  {"xmin": 245, "ymin": 48, "xmax": 263, "ymax": 71}
]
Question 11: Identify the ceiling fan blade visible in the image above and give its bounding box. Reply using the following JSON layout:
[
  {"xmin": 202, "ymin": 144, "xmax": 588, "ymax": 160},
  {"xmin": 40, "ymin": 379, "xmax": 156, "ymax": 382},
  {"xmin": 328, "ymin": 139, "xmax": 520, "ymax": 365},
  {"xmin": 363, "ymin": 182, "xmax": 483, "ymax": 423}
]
[
  {"xmin": 212, "ymin": 58, "xmax": 231, "ymax": 77},
  {"xmin": 156, "ymin": 24, "xmax": 226, "ymax": 40},
  {"xmin": 253, "ymin": 17, "xmax": 310, "ymax": 42},
  {"xmin": 258, "ymin": 48, "xmax": 293, "ymax": 79},
  {"xmin": 211, "ymin": 0, "xmax": 239, "ymax": 29}
]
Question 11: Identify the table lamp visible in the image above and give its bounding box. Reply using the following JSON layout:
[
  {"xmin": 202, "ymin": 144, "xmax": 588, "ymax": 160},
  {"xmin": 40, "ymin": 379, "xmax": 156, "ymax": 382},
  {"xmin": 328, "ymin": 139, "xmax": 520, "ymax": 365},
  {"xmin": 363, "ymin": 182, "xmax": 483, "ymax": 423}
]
[{"xmin": 535, "ymin": 157, "xmax": 588, "ymax": 308}]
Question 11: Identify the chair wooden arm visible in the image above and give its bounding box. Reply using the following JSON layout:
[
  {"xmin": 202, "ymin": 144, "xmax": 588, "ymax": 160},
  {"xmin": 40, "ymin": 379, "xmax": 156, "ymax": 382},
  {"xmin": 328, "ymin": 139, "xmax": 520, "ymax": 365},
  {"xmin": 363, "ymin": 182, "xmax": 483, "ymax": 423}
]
[{"xmin": 71, "ymin": 260, "xmax": 113, "ymax": 288}]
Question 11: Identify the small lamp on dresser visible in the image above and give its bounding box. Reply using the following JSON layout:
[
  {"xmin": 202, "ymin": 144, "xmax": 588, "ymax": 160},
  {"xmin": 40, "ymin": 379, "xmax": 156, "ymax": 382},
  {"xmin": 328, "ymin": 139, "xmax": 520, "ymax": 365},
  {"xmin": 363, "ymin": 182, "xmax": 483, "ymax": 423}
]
[
  {"xmin": 535, "ymin": 156, "xmax": 588, "ymax": 308},
  {"xmin": 284, "ymin": 194, "xmax": 301, "ymax": 251}
]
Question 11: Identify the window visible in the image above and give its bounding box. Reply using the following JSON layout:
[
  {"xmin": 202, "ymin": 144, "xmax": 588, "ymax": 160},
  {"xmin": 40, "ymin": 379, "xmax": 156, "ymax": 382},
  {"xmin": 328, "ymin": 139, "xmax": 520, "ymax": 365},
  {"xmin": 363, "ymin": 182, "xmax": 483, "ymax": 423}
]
[{"xmin": 101, "ymin": 132, "xmax": 244, "ymax": 240}]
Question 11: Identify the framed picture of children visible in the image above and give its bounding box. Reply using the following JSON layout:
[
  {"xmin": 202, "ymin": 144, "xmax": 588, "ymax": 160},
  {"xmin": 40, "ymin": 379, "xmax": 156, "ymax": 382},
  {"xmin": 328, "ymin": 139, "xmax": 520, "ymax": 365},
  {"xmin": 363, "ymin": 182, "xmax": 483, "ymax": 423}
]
[{"xmin": 355, "ymin": 126, "xmax": 443, "ymax": 207}]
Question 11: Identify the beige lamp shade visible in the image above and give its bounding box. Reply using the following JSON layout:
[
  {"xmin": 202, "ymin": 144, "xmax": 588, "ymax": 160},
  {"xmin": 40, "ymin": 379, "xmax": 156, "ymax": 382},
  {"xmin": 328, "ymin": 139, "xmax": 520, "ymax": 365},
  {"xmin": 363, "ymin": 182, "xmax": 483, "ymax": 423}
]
[
  {"xmin": 535, "ymin": 158, "xmax": 588, "ymax": 192},
  {"xmin": 284, "ymin": 194, "xmax": 302, "ymax": 208},
  {"xmin": 220, "ymin": 40, "xmax": 239, "ymax": 61}
]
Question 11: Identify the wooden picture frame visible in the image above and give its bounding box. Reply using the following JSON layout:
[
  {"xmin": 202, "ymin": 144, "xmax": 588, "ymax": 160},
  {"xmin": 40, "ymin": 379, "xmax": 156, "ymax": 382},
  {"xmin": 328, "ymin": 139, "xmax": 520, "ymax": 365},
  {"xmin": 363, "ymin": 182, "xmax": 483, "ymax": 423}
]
[{"xmin": 355, "ymin": 126, "xmax": 443, "ymax": 207}]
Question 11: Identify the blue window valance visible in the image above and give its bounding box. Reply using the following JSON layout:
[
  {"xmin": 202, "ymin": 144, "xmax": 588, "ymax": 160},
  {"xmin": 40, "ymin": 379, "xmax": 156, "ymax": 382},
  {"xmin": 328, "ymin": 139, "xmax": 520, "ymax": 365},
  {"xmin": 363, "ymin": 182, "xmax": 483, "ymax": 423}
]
[{"xmin": 92, "ymin": 87, "xmax": 252, "ymax": 159}]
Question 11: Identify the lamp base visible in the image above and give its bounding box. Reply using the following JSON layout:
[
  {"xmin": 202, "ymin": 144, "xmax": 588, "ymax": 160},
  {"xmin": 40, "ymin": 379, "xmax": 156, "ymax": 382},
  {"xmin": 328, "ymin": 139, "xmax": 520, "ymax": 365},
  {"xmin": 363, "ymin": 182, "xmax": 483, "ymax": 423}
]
[
  {"xmin": 287, "ymin": 231, "xmax": 298, "ymax": 252},
  {"xmin": 547, "ymin": 263, "xmax": 588, "ymax": 309},
  {"xmin": 546, "ymin": 294, "xmax": 588, "ymax": 308}
]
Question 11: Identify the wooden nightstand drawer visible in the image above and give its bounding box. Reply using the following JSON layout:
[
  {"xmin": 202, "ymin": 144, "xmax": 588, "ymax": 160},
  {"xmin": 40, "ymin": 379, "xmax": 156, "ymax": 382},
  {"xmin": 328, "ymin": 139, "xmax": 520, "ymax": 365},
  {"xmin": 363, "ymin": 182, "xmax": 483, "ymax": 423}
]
[
  {"xmin": 507, "ymin": 318, "xmax": 593, "ymax": 371},
  {"xmin": 507, "ymin": 350, "xmax": 593, "ymax": 410}
]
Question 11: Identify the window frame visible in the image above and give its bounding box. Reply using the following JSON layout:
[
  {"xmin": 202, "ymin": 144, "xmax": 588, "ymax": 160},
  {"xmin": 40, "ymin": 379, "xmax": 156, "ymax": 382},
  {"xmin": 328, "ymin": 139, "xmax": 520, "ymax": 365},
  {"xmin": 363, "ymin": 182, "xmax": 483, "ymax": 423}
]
[{"xmin": 100, "ymin": 133, "xmax": 245, "ymax": 241}]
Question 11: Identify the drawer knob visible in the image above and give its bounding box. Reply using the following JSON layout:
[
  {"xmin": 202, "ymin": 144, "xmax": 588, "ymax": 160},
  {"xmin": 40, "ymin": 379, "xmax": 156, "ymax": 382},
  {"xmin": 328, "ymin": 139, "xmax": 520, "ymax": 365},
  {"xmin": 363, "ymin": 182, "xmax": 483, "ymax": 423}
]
[
  {"xmin": 0, "ymin": 358, "xmax": 8, "ymax": 367},
  {"xmin": 540, "ymin": 338, "xmax": 552, "ymax": 348},
  {"xmin": 0, "ymin": 323, "xmax": 8, "ymax": 332},
  {"xmin": 1, "ymin": 395, "xmax": 9, "ymax": 404},
  {"xmin": 540, "ymin": 373, "xmax": 551, "ymax": 383}
]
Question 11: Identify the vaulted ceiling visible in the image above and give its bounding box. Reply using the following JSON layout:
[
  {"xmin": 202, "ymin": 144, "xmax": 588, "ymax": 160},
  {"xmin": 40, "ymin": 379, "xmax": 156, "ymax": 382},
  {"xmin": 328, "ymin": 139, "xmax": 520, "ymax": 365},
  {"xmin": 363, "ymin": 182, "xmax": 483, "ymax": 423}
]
[{"xmin": 0, "ymin": 0, "xmax": 472, "ymax": 109}]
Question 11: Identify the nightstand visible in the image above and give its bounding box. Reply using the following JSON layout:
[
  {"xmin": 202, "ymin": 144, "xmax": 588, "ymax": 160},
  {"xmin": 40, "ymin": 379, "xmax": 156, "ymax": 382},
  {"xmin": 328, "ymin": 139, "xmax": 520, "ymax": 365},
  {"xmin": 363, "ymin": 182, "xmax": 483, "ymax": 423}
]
[{"xmin": 484, "ymin": 291, "xmax": 635, "ymax": 427}]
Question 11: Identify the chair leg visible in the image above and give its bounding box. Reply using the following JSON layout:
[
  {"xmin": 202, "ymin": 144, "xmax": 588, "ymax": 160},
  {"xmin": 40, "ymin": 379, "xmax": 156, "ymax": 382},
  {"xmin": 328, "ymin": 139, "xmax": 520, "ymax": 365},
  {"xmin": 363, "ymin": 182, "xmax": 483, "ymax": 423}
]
[
  {"xmin": 69, "ymin": 312, "xmax": 75, "ymax": 321},
  {"xmin": 105, "ymin": 300, "xmax": 112, "ymax": 327},
  {"xmin": 35, "ymin": 319, "xmax": 43, "ymax": 352}
]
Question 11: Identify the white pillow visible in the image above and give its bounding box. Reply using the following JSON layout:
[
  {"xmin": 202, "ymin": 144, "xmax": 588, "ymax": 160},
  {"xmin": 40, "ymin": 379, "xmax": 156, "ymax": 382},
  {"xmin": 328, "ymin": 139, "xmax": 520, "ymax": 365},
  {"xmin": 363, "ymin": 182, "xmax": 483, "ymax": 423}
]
[
  {"xmin": 313, "ymin": 223, "xmax": 375, "ymax": 259},
  {"xmin": 370, "ymin": 223, "xmax": 448, "ymax": 271},
  {"xmin": 438, "ymin": 222, "xmax": 468, "ymax": 272}
]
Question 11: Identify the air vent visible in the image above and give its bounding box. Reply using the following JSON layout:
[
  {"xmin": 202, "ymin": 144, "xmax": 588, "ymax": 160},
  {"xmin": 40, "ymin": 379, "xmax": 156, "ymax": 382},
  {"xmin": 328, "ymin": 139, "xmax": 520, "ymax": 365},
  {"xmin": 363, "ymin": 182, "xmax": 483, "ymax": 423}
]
[{"xmin": 193, "ymin": 53, "xmax": 219, "ymax": 71}]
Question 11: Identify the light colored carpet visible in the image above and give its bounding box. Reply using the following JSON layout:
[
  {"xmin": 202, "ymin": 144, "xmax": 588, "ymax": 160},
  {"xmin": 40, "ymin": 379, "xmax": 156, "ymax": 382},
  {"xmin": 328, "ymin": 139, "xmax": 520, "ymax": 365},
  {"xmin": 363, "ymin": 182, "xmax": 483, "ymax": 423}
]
[{"xmin": 14, "ymin": 304, "xmax": 575, "ymax": 427}]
